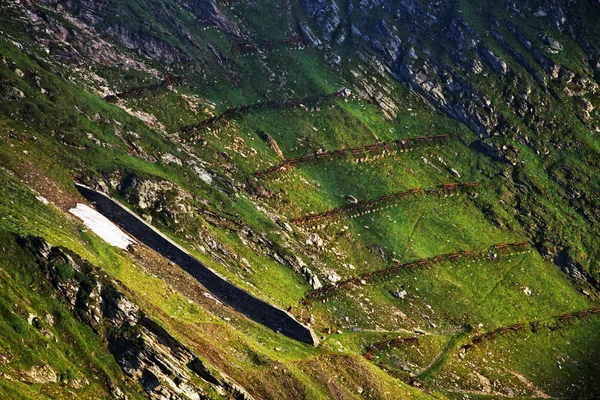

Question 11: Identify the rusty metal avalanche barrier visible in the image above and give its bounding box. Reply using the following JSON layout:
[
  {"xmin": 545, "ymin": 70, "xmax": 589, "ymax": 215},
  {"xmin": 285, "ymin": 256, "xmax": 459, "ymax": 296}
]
[
  {"xmin": 104, "ymin": 74, "xmax": 183, "ymax": 103},
  {"xmin": 74, "ymin": 183, "xmax": 319, "ymax": 346},
  {"xmin": 180, "ymin": 89, "xmax": 350, "ymax": 134},
  {"xmin": 364, "ymin": 336, "xmax": 419, "ymax": 356},
  {"xmin": 254, "ymin": 134, "xmax": 451, "ymax": 179},
  {"xmin": 462, "ymin": 306, "xmax": 600, "ymax": 351},
  {"xmin": 303, "ymin": 241, "xmax": 530, "ymax": 304},
  {"xmin": 231, "ymin": 34, "xmax": 308, "ymax": 55},
  {"xmin": 291, "ymin": 182, "xmax": 479, "ymax": 228}
]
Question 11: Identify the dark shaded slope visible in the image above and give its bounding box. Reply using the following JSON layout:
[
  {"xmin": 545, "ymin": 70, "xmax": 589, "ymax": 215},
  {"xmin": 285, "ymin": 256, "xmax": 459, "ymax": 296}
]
[{"xmin": 75, "ymin": 183, "xmax": 319, "ymax": 346}]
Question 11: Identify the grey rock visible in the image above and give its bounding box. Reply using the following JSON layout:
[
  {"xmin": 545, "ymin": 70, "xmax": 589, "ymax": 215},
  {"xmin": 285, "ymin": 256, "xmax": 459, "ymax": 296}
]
[
  {"xmin": 478, "ymin": 46, "xmax": 508, "ymax": 75},
  {"xmin": 303, "ymin": 0, "xmax": 341, "ymax": 42},
  {"xmin": 300, "ymin": 23, "xmax": 322, "ymax": 47},
  {"xmin": 450, "ymin": 168, "xmax": 461, "ymax": 178},
  {"xmin": 310, "ymin": 275, "xmax": 323, "ymax": 290},
  {"xmin": 22, "ymin": 365, "xmax": 58, "ymax": 384},
  {"xmin": 24, "ymin": 237, "xmax": 253, "ymax": 399},
  {"xmin": 543, "ymin": 34, "xmax": 563, "ymax": 51},
  {"xmin": 345, "ymin": 195, "xmax": 358, "ymax": 204},
  {"xmin": 0, "ymin": 86, "xmax": 25, "ymax": 100},
  {"xmin": 307, "ymin": 233, "xmax": 324, "ymax": 248}
]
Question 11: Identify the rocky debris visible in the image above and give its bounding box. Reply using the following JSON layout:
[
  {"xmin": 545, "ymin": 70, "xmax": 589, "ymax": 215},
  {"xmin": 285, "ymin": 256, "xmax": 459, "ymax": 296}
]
[
  {"xmin": 450, "ymin": 168, "xmax": 461, "ymax": 178},
  {"xmin": 398, "ymin": 60, "xmax": 498, "ymax": 137},
  {"xmin": 175, "ymin": 0, "xmax": 239, "ymax": 36},
  {"xmin": 391, "ymin": 289, "xmax": 407, "ymax": 299},
  {"xmin": 474, "ymin": 371, "xmax": 492, "ymax": 394},
  {"xmin": 22, "ymin": 365, "xmax": 58, "ymax": 385},
  {"xmin": 189, "ymin": 163, "xmax": 213, "ymax": 186},
  {"xmin": 303, "ymin": 0, "xmax": 342, "ymax": 42},
  {"xmin": 524, "ymin": 1, "xmax": 568, "ymax": 30},
  {"xmin": 39, "ymin": 0, "xmax": 187, "ymax": 63},
  {"xmin": 160, "ymin": 153, "xmax": 183, "ymax": 166},
  {"xmin": 579, "ymin": 96, "xmax": 594, "ymax": 121},
  {"xmin": 349, "ymin": 60, "xmax": 400, "ymax": 119},
  {"xmin": 490, "ymin": 27, "xmax": 547, "ymax": 89},
  {"xmin": 500, "ymin": 0, "xmax": 525, "ymax": 17},
  {"xmin": 0, "ymin": 85, "xmax": 25, "ymax": 100},
  {"xmin": 421, "ymin": 157, "xmax": 442, "ymax": 173},
  {"xmin": 303, "ymin": 0, "xmax": 502, "ymax": 135},
  {"xmin": 506, "ymin": 22, "xmax": 560, "ymax": 78},
  {"xmin": 307, "ymin": 233, "xmax": 324, "ymax": 248},
  {"xmin": 303, "ymin": 267, "xmax": 323, "ymax": 290},
  {"xmin": 20, "ymin": 1, "xmax": 158, "ymax": 72},
  {"xmin": 310, "ymin": 274, "xmax": 323, "ymax": 290},
  {"xmin": 300, "ymin": 22, "xmax": 322, "ymax": 47},
  {"xmin": 23, "ymin": 236, "xmax": 253, "ymax": 400},
  {"xmin": 553, "ymin": 248, "xmax": 592, "ymax": 284}
]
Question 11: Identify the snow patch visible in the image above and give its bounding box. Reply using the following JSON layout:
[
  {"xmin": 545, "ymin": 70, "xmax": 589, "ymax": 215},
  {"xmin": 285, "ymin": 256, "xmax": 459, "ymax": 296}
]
[{"xmin": 69, "ymin": 203, "xmax": 136, "ymax": 249}]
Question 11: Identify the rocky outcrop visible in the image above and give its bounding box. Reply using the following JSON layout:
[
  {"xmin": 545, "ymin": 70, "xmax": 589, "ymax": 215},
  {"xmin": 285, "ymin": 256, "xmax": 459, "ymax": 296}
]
[
  {"xmin": 0, "ymin": 85, "xmax": 25, "ymax": 100},
  {"xmin": 175, "ymin": 0, "xmax": 239, "ymax": 36},
  {"xmin": 302, "ymin": 0, "xmax": 342, "ymax": 43},
  {"xmin": 505, "ymin": 21, "xmax": 560, "ymax": 78},
  {"xmin": 104, "ymin": 25, "xmax": 187, "ymax": 63},
  {"xmin": 397, "ymin": 60, "xmax": 498, "ymax": 137},
  {"xmin": 22, "ymin": 236, "xmax": 253, "ymax": 400},
  {"xmin": 478, "ymin": 46, "xmax": 508, "ymax": 75},
  {"xmin": 301, "ymin": 0, "xmax": 502, "ymax": 136},
  {"xmin": 36, "ymin": 0, "xmax": 236, "ymax": 63},
  {"xmin": 117, "ymin": 173, "xmax": 195, "ymax": 226}
]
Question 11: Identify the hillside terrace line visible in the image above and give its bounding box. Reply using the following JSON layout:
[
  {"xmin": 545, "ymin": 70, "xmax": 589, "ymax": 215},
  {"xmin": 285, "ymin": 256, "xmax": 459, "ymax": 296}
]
[
  {"xmin": 254, "ymin": 134, "xmax": 450, "ymax": 178},
  {"xmin": 74, "ymin": 183, "xmax": 319, "ymax": 346}
]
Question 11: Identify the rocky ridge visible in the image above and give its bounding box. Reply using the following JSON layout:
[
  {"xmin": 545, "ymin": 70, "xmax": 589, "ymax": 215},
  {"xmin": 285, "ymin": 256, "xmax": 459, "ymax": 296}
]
[{"xmin": 22, "ymin": 236, "xmax": 253, "ymax": 400}]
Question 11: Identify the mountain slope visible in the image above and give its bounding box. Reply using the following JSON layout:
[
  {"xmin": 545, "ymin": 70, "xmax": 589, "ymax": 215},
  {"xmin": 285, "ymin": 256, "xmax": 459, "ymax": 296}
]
[{"xmin": 0, "ymin": 0, "xmax": 599, "ymax": 398}]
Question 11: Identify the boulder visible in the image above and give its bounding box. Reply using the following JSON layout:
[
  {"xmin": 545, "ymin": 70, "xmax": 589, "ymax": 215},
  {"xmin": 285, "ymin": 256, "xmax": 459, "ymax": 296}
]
[
  {"xmin": 478, "ymin": 46, "xmax": 508, "ymax": 75},
  {"xmin": 307, "ymin": 233, "xmax": 324, "ymax": 248},
  {"xmin": 345, "ymin": 195, "xmax": 358, "ymax": 204},
  {"xmin": 543, "ymin": 34, "xmax": 563, "ymax": 51},
  {"xmin": 0, "ymin": 85, "xmax": 25, "ymax": 100}
]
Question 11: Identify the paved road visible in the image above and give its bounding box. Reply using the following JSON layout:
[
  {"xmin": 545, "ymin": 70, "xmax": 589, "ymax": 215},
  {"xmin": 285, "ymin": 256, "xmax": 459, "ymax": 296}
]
[{"xmin": 75, "ymin": 183, "xmax": 318, "ymax": 346}]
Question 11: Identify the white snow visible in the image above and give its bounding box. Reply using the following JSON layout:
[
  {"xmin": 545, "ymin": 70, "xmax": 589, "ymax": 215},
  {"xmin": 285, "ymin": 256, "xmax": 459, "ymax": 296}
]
[{"xmin": 69, "ymin": 203, "xmax": 136, "ymax": 249}]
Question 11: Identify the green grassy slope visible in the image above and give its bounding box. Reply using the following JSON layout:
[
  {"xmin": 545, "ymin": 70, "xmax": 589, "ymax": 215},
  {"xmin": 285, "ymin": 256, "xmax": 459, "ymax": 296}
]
[{"xmin": 0, "ymin": 0, "xmax": 599, "ymax": 398}]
